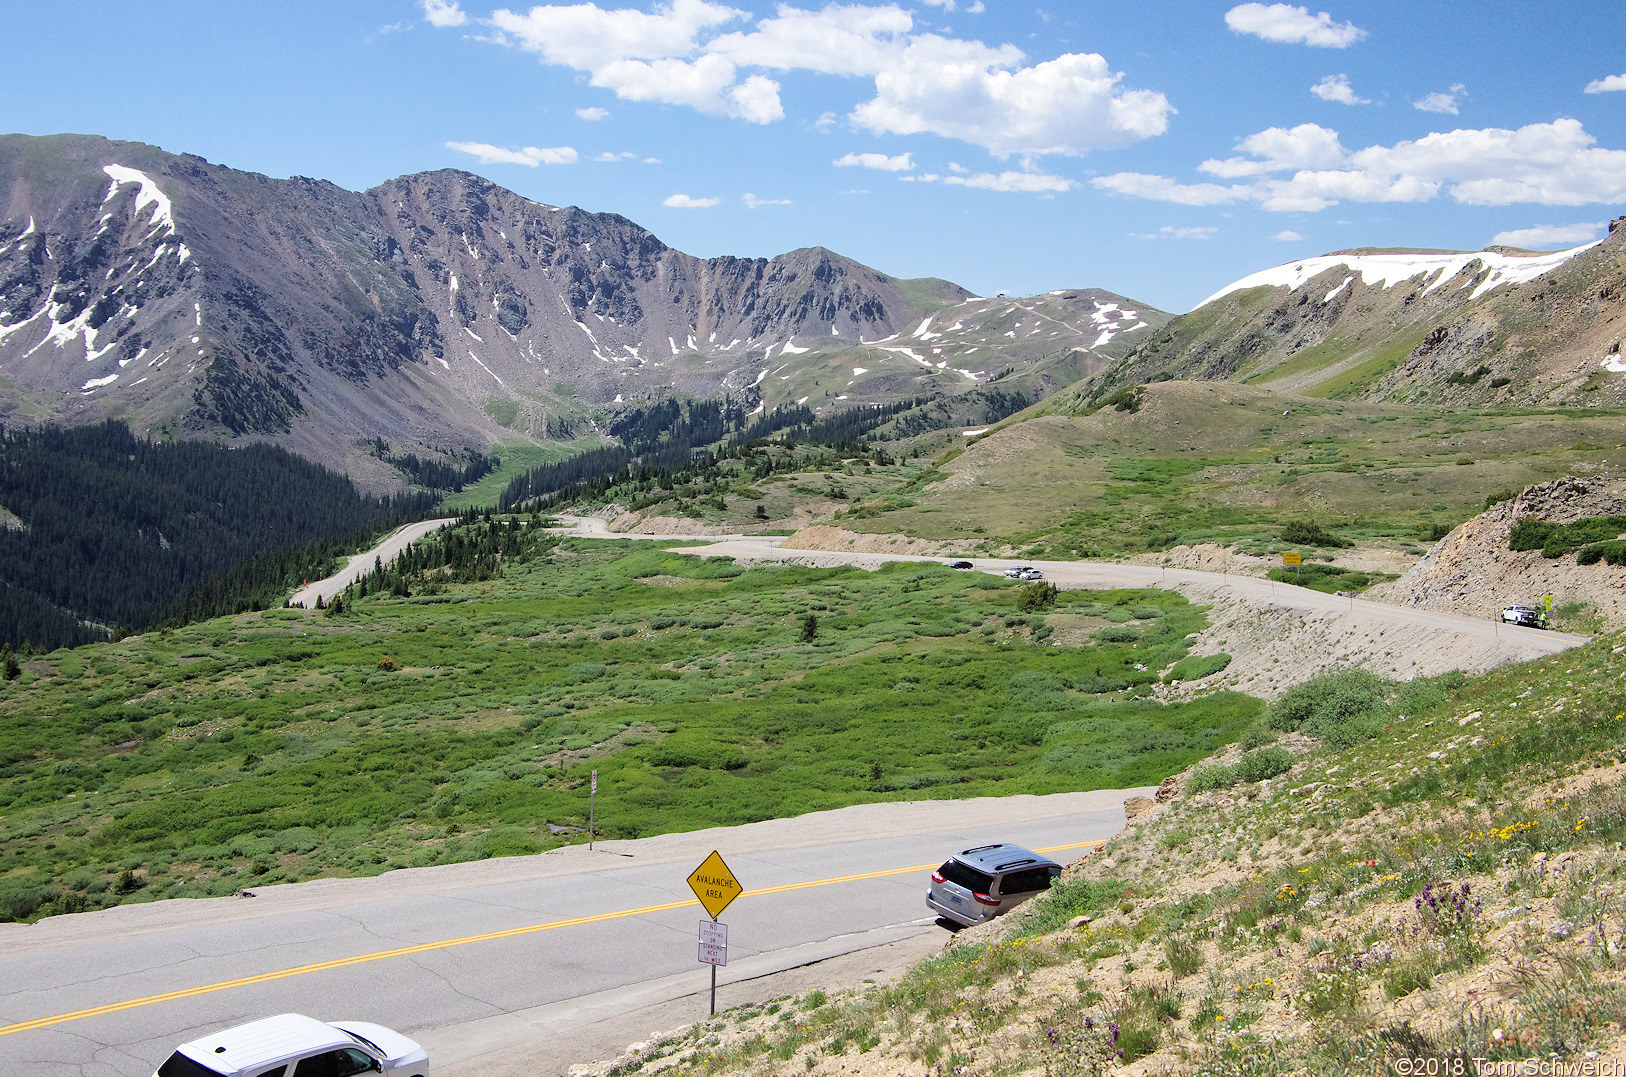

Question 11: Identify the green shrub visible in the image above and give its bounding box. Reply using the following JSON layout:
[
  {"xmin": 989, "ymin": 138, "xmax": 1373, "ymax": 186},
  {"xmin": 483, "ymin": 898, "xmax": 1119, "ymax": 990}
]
[
  {"xmin": 1186, "ymin": 746, "xmax": 1291, "ymax": 791},
  {"xmin": 1185, "ymin": 763, "xmax": 1237, "ymax": 792},
  {"xmin": 1240, "ymin": 724, "xmax": 1273, "ymax": 751},
  {"xmin": 1095, "ymin": 625, "xmax": 1139, "ymax": 644},
  {"xmin": 1163, "ymin": 653, "xmax": 1231, "ymax": 683},
  {"xmin": 1578, "ymin": 541, "xmax": 1626, "ymax": 566},
  {"xmin": 1165, "ymin": 937, "xmax": 1204, "ymax": 978},
  {"xmin": 1269, "ymin": 667, "xmax": 1392, "ymax": 747},
  {"xmin": 1020, "ymin": 876, "xmax": 1128, "ymax": 936},
  {"xmin": 1280, "ymin": 519, "xmax": 1350, "ymax": 547},
  {"xmin": 1511, "ymin": 514, "xmax": 1626, "ymax": 557},
  {"xmin": 1103, "ymin": 386, "xmax": 1144, "ymax": 413},
  {"xmin": 1016, "ymin": 582, "xmax": 1059, "ymax": 611},
  {"xmin": 481, "ymin": 825, "xmax": 543, "ymax": 858},
  {"xmin": 0, "ymin": 877, "xmax": 58, "ymax": 922},
  {"xmin": 1235, "ymin": 746, "xmax": 1293, "ymax": 782}
]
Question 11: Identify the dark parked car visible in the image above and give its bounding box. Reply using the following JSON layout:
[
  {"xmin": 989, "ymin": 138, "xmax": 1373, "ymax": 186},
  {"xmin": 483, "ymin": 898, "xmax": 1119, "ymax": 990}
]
[{"xmin": 949, "ymin": 560, "xmax": 974, "ymax": 570}]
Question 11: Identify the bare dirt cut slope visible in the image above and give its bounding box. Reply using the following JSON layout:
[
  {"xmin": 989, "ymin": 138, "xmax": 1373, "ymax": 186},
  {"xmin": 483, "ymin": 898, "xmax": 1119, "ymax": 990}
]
[{"xmin": 1373, "ymin": 476, "xmax": 1626, "ymax": 632}]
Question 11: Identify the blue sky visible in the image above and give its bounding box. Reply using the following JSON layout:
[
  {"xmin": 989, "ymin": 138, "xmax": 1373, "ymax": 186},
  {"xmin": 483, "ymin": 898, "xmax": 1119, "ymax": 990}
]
[{"xmin": 7, "ymin": 1, "xmax": 1626, "ymax": 312}]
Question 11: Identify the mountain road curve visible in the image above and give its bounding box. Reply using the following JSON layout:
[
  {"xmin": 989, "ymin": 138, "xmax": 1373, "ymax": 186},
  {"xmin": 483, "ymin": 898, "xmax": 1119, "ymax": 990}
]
[
  {"xmin": 289, "ymin": 518, "xmax": 457, "ymax": 610},
  {"xmin": 674, "ymin": 538, "xmax": 1586, "ymax": 670},
  {"xmin": 0, "ymin": 790, "xmax": 1140, "ymax": 1077}
]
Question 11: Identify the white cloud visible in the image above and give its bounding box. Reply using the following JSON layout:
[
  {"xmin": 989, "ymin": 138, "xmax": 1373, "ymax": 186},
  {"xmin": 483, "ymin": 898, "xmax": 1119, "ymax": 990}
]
[
  {"xmin": 467, "ymin": 2, "xmax": 1169, "ymax": 158},
  {"xmin": 594, "ymin": 151, "xmax": 638, "ymax": 161},
  {"xmin": 483, "ymin": 1, "xmax": 775, "ymax": 120},
  {"xmin": 725, "ymin": 74, "xmax": 785, "ymax": 123},
  {"xmin": 1133, "ymin": 225, "xmax": 1218, "ymax": 240},
  {"xmin": 834, "ymin": 151, "xmax": 914, "ymax": 171},
  {"xmin": 664, "ymin": 193, "xmax": 721, "ymax": 208},
  {"xmin": 708, "ymin": 3, "xmax": 913, "ymax": 77},
  {"xmin": 851, "ymin": 36, "xmax": 1173, "ymax": 157},
  {"xmin": 1096, "ymin": 119, "xmax": 1626, "ymax": 212},
  {"xmin": 1490, "ymin": 222, "xmax": 1605, "ymax": 248},
  {"xmin": 1093, "ymin": 172, "xmax": 1248, "ymax": 206},
  {"xmin": 1273, "ymin": 230, "xmax": 1304, "ymax": 241},
  {"xmin": 1414, "ymin": 83, "xmax": 1466, "ymax": 114},
  {"xmin": 1311, "ymin": 73, "xmax": 1367, "ymax": 105},
  {"xmin": 487, "ymin": 0, "xmax": 746, "ymax": 69},
  {"xmin": 1225, "ymin": 3, "xmax": 1365, "ymax": 47},
  {"xmin": 1585, "ymin": 73, "xmax": 1626, "ymax": 94},
  {"xmin": 576, "ymin": 106, "xmax": 611, "ymax": 120},
  {"xmin": 814, "ymin": 110, "xmax": 839, "ymax": 132},
  {"xmin": 590, "ymin": 55, "xmax": 783, "ymax": 122},
  {"xmin": 446, "ymin": 141, "xmax": 579, "ymax": 166},
  {"xmin": 944, "ymin": 170, "xmax": 1073, "ymax": 193},
  {"xmin": 422, "ymin": 0, "xmax": 468, "ymax": 28},
  {"xmin": 905, "ymin": 170, "xmax": 1073, "ymax": 193},
  {"xmin": 744, "ymin": 193, "xmax": 792, "ymax": 209},
  {"xmin": 1201, "ymin": 123, "xmax": 1347, "ymax": 178}
]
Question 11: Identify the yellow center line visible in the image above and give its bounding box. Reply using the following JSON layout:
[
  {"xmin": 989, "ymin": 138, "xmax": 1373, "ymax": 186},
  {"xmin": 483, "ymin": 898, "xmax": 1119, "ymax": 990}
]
[{"xmin": 0, "ymin": 838, "xmax": 1104, "ymax": 1037}]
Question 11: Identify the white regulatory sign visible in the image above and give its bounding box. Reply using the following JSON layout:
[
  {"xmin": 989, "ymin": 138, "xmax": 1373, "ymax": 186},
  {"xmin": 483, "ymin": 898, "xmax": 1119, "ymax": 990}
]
[{"xmin": 697, "ymin": 919, "xmax": 728, "ymax": 966}]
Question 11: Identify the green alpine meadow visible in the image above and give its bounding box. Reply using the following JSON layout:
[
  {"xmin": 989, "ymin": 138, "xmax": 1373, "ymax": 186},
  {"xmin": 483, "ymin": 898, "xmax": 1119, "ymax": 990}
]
[{"xmin": 0, "ymin": 525, "xmax": 1260, "ymax": 922}]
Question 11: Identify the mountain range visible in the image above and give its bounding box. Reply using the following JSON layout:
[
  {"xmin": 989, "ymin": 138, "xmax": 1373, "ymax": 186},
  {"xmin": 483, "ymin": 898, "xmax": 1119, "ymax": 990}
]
[{"xmin": 0, "ymin": 134, "xmax": 1163, "ymax": 488}]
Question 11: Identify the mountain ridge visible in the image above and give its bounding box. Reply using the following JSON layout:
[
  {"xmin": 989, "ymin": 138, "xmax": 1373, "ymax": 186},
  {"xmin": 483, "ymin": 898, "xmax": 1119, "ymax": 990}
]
[
  {"xmin": 0, "ymin": 133, "xmax": 1164, "ymax": 488},
  {"xmin": 1097, "ymin": 222, "xmax": 1626, "ymax": 407}
]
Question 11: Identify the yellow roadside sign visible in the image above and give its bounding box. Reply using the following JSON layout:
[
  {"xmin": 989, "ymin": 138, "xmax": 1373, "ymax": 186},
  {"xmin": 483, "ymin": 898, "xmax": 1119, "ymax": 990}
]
[
  {"xmin": 1282, "ymin": 551, "xmax": 1302, "ymax": 566},
  {"xmin": 687, "ymin": 850, "xmax": 742, "ymax": 920}
]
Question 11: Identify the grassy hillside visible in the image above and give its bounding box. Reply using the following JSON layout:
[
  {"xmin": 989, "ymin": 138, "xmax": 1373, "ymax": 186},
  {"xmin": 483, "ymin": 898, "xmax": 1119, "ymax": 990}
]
[
  {"xmin": 0, "ymin": 526, "xmax": 1262, "ymax": 922},
  {"xmin": 833, "ymin": 382, "xmax": 1626, "ymax": 556},
  {"xmin": 593, "ymin": 631, "xmax": 1626, "ymax": 1077}
]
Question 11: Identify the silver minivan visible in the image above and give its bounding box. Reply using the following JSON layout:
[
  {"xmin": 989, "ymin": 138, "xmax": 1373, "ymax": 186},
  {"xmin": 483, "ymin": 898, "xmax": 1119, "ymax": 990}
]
[{"xmin": 926, "ymin": 843, "xmax": 1062, "ymax": 927}]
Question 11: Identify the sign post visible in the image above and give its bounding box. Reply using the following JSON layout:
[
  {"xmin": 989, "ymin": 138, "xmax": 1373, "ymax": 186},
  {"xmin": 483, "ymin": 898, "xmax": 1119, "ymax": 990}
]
[
  {"xmin": 687, "ymin": 851, "xmax": 742, "ymax": 1016},
  {"xmin": 1282, "ymin": 550, "xmax": 1302, "ymax": 584},
  {"xmin": 588, "ymin": 770, "xmax": 597, "ymax": 851}
]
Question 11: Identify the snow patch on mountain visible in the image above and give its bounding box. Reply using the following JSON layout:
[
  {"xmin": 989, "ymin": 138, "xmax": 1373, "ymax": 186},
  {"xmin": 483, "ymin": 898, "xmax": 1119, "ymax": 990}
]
[
  {"xmin": 1198, "ymin": 242, "xmax": 1602, "ymax": 310},
  {"xmin": 102, "ymin": 165, "xmax": 176, "ymax": 237}
]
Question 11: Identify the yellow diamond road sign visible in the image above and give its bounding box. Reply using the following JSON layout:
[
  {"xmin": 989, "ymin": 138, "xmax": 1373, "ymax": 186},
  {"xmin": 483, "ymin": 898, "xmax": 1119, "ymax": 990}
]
[{"xmin": 688, "ymin": 850, "xmax": 742, "ymax": 920}]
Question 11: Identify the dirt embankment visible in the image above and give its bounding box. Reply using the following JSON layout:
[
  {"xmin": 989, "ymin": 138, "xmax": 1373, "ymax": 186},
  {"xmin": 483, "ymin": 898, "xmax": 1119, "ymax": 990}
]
[
  {"xmin": 1368, "ymin": 476, "xmax": 1626, "ymax": 631},
  {"xmin": 1127, "ymin": 541, "xmax": 1419, "ymax": 577},
  {"xmin": 777, "ymin": 525, "xmax": 977, "ymax": 558}
]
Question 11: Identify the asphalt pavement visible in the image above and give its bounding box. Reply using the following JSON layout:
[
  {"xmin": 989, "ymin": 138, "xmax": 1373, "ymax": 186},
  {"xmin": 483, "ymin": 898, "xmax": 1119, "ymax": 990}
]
[{"xmin": 0, "ymin": 790, "xmax": 1141, "ymax": 1077}]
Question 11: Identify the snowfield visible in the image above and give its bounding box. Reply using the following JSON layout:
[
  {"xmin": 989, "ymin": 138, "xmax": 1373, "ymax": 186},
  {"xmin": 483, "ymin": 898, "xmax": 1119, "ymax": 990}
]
[{"xmin": 1196, "ymin": 241, "xmax": 1602, "ymax": 310}]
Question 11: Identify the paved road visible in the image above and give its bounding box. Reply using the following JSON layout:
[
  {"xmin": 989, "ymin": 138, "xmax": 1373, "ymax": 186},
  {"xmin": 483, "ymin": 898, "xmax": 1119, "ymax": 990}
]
[
  {"xmin": 288, "ymin": 519, "xmax": 457, "ymax": 609},
  {"xmin": 0, "ymin": 790, "xmax": 1140, "ymax": 1077}
]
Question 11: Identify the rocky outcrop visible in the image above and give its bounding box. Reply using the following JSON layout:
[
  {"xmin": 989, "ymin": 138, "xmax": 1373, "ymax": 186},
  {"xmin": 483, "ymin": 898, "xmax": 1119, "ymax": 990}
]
[{"xmin": 1369, "ymin": 476, "xmax": 1626, "ymax": 630}]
